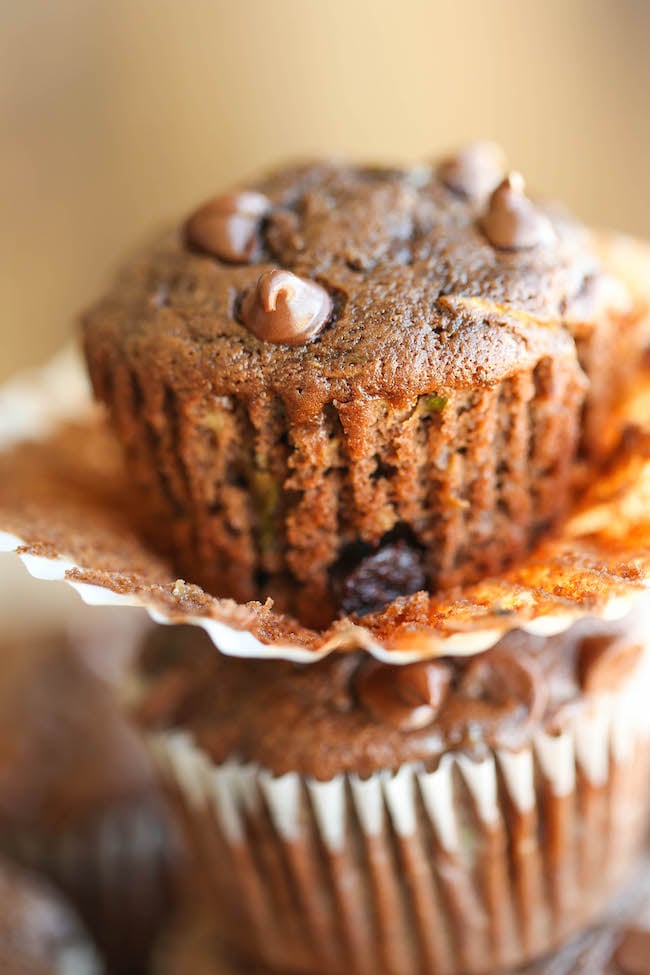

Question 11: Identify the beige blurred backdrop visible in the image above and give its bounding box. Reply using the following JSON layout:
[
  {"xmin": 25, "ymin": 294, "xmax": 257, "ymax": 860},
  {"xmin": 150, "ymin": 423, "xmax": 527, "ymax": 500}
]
[{"xmin": 2, "ymin": 0, "xmax": 650, "ymax": 381}]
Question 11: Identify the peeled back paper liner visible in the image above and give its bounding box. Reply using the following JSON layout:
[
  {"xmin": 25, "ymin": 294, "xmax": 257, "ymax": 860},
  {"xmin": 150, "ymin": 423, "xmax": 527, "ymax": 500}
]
[{"xmin": 2, "ymin": 348, "xmax": 650, "ymax": 663}]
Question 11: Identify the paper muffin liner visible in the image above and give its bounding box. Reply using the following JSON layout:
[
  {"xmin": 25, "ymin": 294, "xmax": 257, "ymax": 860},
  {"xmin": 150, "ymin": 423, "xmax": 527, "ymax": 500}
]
[
  {"xmin": 154, "ymin": 852, "xmax": 650, "ymax": 975},
  {"xmin": 3, "ymin": 348, "xmax": 650, "ymax": 662},
  {"xmin": 147, "ymin": 639, "xmax": 650, "ymax": 975}
]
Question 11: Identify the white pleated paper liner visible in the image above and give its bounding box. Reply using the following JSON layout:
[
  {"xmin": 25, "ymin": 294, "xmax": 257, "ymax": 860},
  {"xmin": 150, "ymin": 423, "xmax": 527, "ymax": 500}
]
[
  {"xmin": 3, "ymin": 350, "xmax": 650, "ymax": 662},
  {"xmin": 154, "ymin": 853, "xmax": 650, "ymax": 975},
  {"xmin": 147, "ymin": 641, "xmax": 650, "ymax": 975}
]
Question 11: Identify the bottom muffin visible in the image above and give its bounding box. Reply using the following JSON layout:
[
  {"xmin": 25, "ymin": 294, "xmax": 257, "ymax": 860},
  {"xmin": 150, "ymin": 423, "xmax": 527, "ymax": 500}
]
[{"xmin": 130, "ymin": 605, "xmax": 650, "ymax": 975}]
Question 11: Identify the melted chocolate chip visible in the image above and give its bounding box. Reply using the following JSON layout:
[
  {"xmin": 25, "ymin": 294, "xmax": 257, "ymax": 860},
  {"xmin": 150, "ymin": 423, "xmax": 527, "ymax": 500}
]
[
  {"xmin": 578, "ymin": 634, "xmax": 644, "ymax": 694},
  {"xmin": 185, "ymin": 191, "xmax": 271, "ymax": 263},
  {"xmin": 338, "ymin": 539, "xmax": 426, "ymax": 617},
  {"xmin": 438, "ymin": 141, "xmax": 506, "ymax": 199},
  {"xmin": 240, "ymin": 269, "xmax": 332, "ymax": 346},
  {"xmin": 357, "ymin": 660, "xmax": 451, "ymax": 732},
  {"xmin": 614, "ymin": 928, "xmax": 650, "ymax": 975},
  {"xmin": 446, "ymin": 649, "xmax": 547, "ymax": 747},
  {"xmin": 480, "ymin": 173, "xmax": 556, "ymax": 250}
]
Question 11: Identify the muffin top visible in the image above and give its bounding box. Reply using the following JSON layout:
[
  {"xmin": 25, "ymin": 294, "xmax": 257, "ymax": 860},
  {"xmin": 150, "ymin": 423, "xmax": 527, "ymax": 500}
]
[
  {"xmin": 135, "ymin": 613, "xmax": 644, "ymax": 779},
  {"xmin": 83, "ymin": 146, "xmax": 626, "ymax": 416}
]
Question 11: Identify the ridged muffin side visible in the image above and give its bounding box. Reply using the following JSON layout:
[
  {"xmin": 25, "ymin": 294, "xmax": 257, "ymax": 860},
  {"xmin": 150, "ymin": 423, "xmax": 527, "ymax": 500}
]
[
  {"xmin": 131, "ymin": 610, "xmax": 650, "ymax": 975},
  {"xmin": 86, "ymin": 322, "xmax": 584, "ymax": 620}
]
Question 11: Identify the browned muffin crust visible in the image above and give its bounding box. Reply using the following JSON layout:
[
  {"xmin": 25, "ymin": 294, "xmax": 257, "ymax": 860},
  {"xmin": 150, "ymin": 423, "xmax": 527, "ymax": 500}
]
[
  {"xmin": 134, "ymin": 613, "xmax": 643, "ymax": 780},
  {"xmin": 83, "ymin": 157, "xmax": 648, "ymax": 621}
]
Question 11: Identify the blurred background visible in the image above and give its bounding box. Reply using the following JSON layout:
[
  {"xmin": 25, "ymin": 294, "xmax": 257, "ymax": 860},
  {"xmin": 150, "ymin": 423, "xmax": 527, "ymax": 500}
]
[{"xmin": 2, "ymin": 0, "xmax": 650, "ymax": 381}]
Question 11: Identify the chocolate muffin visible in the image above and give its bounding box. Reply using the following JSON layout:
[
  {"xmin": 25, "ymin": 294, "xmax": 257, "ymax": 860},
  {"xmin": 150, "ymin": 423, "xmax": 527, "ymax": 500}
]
[
  {"xmin": 0, "ymin": 631, "xmax": 184, "ymax": 975},
  {"xmin": 82, "ymin": 145, "xmax": 650, "ymax": 622},
  {"xmin": 132, "ymin": 605, "xmax": 650, "ymax": 975}
]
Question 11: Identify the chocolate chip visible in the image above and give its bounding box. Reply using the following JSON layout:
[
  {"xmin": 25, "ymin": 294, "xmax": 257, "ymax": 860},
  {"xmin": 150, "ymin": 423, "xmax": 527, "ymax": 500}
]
[
  {"xmin": 578, "ymin": 634, "xmax": 644, "ymax": 694},
  {"xmin": 357, "ymin": 659, "xmax": 451, "ymax": 732},
  {"xmin": 396, "ymin": 661, "xmax": 451, "ymax": 711},
  {"xmin": 614, "ymin": 928, "xmax": 650, "ymax": 975},
  {"xmin": 338, "ymin": 540, "xmax": 426, "ymax": 617},
  {"xmin": 480, "ymin": 172, "xmax": 556, "ymax": 250},
  {"xmin": 438, "ymin": 141, "xmax": 506, "ymax": 199},
  {"xmin": 448, "ymin": 649, "xmax": 547, "ymax": 747},
  {"xmin": 240, "ymin": 269, "xmax": 332, "ymax": 346},
  {"xmin": 184, "ymin": 191, "xmax": 271, "ymax": 263}
]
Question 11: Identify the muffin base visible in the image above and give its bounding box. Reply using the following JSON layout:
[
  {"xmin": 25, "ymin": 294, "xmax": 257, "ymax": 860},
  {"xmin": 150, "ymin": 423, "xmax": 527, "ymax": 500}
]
[{"xmin": 149, "ymin": 651, "xmax": 650, "ymax": 975}]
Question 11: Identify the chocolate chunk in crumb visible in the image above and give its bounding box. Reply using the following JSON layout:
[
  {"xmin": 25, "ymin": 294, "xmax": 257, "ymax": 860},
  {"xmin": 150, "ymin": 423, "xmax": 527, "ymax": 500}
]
[
  {"xmin": 614, "ymin": 928, "xmax": 650, "ymax": 975},
  {"xmin": 438, "ymin": 140, "xmax": 506, "ymax": 199},
  {"xmin": 339, "ymin": 539, "xmax": 426, "ymax": 617},
  {"xmin": 357, "ymin": 659, "xmax": 451, "ymax": 732},
  {"xmin": 185, "ymin": 191, "xmax": 271, "ymax": 262},
  {"xmin": 448, "ymin": 649, "xmax": 547, "ymax": 747},
  {"xmin": 240, "ymin": 268, "xmax": 332, "ymax": 345},
  {"xmin": 480, "ymin": 172, "xmax": 556, "ymax": 250},
  {"xmin": 578, "ymin": 633, "xmax": 644, "ymax": 694}
]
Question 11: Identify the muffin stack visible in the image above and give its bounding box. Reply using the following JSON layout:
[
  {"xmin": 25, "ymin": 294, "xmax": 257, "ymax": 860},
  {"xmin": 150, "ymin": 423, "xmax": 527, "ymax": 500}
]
[
  {"xmin": 78, "ymin": 143, "xmax": 650, "ymax": 974},
  {"xmin": 83, "ymin": 147, "xmax": 648, "ymax": 626},
  {"xmin": 3, "ymin": 143, "xmax": 650, "ymax": 974}
]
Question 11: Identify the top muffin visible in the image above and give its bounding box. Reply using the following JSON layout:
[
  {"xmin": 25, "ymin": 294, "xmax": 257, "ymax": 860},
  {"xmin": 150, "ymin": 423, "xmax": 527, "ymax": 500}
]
[{"xmin": 82, "ymin": 144, "xmax": 650, "ymax": 624}]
